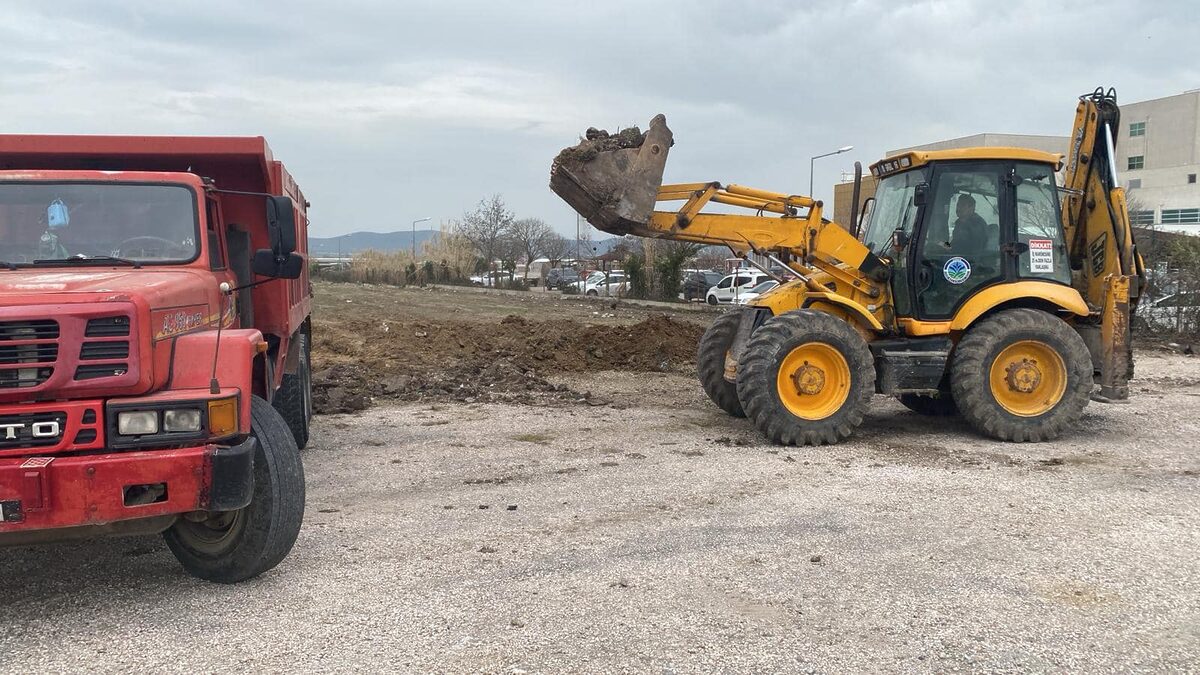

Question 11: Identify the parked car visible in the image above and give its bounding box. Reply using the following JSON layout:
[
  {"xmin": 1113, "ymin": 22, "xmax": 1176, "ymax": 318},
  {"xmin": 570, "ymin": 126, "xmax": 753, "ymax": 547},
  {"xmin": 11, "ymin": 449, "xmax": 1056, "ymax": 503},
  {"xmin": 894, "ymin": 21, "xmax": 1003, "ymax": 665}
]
[
  {"xmin": 734, "ymin": 279, "xmax": 780, "ymax": 305},
  {"xmin": 546, "ymin": 267, "xmax": 580, "ymax": 289},
  {"xmin": 571, "ymin": 271, "xmax": 606, "ymax": 292},
  {"xmin": 1141, "ymin": 291, "xmax": 1200, "ymax": 332},
  {"xmin": 706, "ymin": 270, "xmax": 770, "ymax": 304},
  {"xmin": 681, "ymin": 270, "xmax": 724, "ymax": 302},
  {"xmin": 585, "ymin": 271, "xmax": 628, "ymax": 297},
  {"xmin": 470, "ymin": 270, "xmax": 515, "ymax": 287}
]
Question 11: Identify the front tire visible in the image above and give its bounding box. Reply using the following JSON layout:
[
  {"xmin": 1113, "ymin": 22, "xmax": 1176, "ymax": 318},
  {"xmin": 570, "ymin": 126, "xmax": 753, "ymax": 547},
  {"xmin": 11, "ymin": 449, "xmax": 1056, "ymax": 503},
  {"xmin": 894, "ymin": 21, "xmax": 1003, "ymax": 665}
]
[
  {"xmin": 697, "ymin": 311, "xmax": 747, "ymax": 417},
  {"xmin": 950, "ymin": 309, "xmax": 1092, "ymax": 442},
  {"xmin": 736, "ymin": 310, "xmax": 875, "ymax": 446},
  {"xmin": 707, "ymin": 295, "xmax": 719, "ymax": 305},
  {"xmin": 274, "ymin": 324, "xmax": 312, "ymax": 450},
  {"xmin": 165, "ymin": 396, "xmax": 306, "ymax": 583}
]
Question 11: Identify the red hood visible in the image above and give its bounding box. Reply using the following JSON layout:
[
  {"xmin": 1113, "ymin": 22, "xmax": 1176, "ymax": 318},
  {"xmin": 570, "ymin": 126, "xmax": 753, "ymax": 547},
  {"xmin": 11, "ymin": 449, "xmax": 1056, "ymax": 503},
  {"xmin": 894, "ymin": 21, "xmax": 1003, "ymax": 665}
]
[{"xmin": 0, "ymin": 267, "xmax": 220, "ymax": 310}]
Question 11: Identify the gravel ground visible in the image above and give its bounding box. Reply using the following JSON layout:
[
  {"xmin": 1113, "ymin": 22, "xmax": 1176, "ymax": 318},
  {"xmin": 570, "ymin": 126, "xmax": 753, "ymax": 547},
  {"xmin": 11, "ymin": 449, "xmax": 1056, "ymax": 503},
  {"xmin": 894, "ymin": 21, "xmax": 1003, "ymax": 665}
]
[{"xmin": 2, "ymin": 352, "xmax": 1198, "ymax": 672}]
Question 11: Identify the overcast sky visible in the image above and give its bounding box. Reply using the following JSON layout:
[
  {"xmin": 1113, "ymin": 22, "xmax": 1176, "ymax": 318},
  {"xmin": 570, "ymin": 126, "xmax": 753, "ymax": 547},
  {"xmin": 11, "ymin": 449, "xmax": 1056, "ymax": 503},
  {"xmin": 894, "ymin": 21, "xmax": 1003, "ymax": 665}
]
[{"xmin": 2, "ymin": 0, "xmax": 1196, "ymax": 238}]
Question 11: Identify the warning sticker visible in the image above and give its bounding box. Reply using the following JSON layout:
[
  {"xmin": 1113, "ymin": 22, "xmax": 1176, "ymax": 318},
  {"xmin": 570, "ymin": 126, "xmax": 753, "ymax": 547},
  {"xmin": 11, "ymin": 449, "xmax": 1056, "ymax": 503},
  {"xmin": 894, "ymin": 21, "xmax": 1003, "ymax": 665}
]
[{"xmin": 1029, "ymin": 239, "xmax": 1054, "ymax": 273}]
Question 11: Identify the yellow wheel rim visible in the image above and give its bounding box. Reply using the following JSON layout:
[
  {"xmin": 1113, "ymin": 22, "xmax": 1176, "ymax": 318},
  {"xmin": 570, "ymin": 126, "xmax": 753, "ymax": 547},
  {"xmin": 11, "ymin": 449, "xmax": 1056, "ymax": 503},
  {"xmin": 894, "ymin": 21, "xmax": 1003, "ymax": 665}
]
[
  {"xmin": 988, "ymin": 340, "xmax": 1067, "ymax": 417},
  {"xmin": 775, "ymin": 342, "xmax": 851, "ymax": 420}
]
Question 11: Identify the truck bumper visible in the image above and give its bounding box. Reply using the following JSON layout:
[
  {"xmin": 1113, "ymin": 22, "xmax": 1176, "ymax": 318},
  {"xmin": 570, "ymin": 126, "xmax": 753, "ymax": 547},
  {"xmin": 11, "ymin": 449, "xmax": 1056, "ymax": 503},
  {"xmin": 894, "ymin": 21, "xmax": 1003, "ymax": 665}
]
[{"xmin": 0, "ymin": 437, "xmax": 256, "ymax": 536}]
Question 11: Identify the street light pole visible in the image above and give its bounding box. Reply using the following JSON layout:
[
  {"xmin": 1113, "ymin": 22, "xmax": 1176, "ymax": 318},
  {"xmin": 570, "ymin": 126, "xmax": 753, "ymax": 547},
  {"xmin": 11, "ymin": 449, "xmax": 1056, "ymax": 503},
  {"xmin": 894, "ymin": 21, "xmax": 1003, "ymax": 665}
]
[
  {"xmin": 411, "ymin": 217, "xmax": 431, "ymax": 258},
  {"xmin": 809, "ymin": 145, "xmax": 854, "ymax": 199}
]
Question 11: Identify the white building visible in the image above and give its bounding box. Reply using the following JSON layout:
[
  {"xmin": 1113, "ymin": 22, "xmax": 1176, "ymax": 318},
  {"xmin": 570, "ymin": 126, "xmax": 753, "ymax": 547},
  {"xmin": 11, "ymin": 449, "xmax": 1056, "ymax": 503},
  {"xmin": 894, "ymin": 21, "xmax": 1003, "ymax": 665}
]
[{"xmin": 1116, "ymin": 89, "xmax": 1200, "ymax": 235}]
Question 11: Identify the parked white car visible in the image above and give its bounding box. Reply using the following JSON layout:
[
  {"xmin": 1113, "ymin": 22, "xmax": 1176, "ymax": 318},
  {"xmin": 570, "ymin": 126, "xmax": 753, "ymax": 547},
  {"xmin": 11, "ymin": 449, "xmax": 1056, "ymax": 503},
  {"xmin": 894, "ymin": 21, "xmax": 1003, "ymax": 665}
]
[
  {"xmin": 585, "ymin": 271, "xmax": 628, "ymax": 297},
  {"xmin": 706, "ymin": 270, "xmax": 770, "ymax": 305},
  {"xmin": 470, "ymin": 270, "xmax": 515, "ymax": 287},
  {"xmin": 734, "ymin": 279, "xmax": 780, "ymax": 305},
  {"xmin": 1140, "ymin": 291, "xmax": 1200, "ymax": 332},
  {"xmin": 571, "ymin": 271, "xmax": 606, "ymax": 293}
]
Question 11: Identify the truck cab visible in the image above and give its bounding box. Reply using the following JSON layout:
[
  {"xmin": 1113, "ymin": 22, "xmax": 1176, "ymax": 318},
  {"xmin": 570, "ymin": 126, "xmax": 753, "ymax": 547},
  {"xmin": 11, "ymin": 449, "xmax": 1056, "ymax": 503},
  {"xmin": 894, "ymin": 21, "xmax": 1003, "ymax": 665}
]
[{"xmin": 0, "ymin": 136, "xmax": 312, "ymax": 583}]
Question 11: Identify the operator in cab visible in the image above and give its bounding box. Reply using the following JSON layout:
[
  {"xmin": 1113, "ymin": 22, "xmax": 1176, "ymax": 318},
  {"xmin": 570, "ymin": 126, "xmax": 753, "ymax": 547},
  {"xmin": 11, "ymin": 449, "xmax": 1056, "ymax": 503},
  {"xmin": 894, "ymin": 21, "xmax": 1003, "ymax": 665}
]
[{"xmin": 949, "ymin": 193, "xmax": 988, "ymax": 254}]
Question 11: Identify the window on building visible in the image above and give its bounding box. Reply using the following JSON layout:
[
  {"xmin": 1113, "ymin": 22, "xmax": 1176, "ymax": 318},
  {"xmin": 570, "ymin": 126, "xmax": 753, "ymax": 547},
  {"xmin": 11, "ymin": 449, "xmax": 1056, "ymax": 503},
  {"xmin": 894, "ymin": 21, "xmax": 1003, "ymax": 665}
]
[
  {"xmin": 1129, "ymin": 210, "xmax": 1155, "ymax": 225},
  {"xmin": 1128, "ymin": 178, "xmax": 1142, "ymax": 189},
  {"xmin": 1190, "ymin": 174, "xmax": 1197, "ymax": 184},
  {"xmin": 1128, "ymin": 155, "xmax": 1145, "ymax": 170},
  {"xmin": 1129, "ymin": 121, "xmax": 1145, "ymax": 137},
  {"xmin": 1161, "ymin": 208, "xmax": 1200, "ymax": 225}
]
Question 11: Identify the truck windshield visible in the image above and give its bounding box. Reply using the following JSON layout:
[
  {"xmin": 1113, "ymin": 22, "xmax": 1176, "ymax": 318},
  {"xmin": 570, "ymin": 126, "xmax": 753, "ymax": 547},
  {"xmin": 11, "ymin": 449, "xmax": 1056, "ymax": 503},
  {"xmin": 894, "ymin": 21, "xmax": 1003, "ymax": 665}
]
[
  {"xmin": 860, "ymin": 169, "xmax": 927, "ymax": 255},
  {"xmin": 0, "ymin": 182, "xmax": 199, "ymax": 266}
]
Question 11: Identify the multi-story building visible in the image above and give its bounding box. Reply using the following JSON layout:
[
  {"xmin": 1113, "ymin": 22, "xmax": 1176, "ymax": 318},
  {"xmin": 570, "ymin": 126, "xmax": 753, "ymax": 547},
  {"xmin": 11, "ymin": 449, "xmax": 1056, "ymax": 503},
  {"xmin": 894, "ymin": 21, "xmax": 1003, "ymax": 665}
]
[{"xmin": 1115, "ymin": 89, "xmax": 1200, "ymax": 235}]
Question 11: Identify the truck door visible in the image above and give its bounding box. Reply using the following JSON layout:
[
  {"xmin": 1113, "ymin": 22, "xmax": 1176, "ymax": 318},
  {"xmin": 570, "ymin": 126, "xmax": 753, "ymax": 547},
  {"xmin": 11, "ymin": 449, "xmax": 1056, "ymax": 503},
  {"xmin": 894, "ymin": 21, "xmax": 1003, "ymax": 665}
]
[{"xmin": 912, "ymin": 162, "xmax": 1006, "ymax": 319}]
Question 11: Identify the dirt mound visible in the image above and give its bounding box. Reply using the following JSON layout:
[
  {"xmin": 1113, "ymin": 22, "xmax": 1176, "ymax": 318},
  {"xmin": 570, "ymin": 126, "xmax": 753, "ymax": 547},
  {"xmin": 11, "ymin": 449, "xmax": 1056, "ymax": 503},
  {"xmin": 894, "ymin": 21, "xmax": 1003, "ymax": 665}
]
[
  {"xmin": 554, "ymin": 125, "xmax": 646, "ymax": 163},
  {"xmin": 311, "ymin": 313, "xmax": 705, "ymax": 413}
]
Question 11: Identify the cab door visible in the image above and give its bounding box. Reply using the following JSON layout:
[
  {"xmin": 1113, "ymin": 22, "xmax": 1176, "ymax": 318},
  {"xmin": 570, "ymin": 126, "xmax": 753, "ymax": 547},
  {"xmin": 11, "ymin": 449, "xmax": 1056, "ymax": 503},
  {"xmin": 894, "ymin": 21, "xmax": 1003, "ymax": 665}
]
[{"xmin": 911, "ymin": 162, "xmax": 1008, "ymax": 320}]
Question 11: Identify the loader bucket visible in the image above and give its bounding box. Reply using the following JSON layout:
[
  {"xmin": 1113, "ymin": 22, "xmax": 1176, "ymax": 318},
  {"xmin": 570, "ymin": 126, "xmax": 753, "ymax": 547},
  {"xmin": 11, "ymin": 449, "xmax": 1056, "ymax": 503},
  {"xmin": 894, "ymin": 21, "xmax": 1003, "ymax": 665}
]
[{"xmin": 549, "ymin": 114, "xmax": 673, "ymax": 236}]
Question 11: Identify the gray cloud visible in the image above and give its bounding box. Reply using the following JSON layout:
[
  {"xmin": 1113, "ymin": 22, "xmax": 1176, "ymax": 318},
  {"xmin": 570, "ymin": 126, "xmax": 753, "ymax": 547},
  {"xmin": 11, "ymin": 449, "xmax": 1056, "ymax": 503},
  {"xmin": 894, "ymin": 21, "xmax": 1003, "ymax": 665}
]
[{"xmin": 1, "ymin": 0, "xmax": 1196, "ymax": 237}]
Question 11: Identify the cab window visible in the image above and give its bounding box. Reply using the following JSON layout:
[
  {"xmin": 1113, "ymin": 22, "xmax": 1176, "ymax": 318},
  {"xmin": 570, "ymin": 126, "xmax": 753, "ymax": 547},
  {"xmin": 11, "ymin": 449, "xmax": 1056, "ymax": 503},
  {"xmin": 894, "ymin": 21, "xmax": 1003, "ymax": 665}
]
[{"xmin": 1014, "ymin": 163, "xmax": 1070, "ymax": 284}]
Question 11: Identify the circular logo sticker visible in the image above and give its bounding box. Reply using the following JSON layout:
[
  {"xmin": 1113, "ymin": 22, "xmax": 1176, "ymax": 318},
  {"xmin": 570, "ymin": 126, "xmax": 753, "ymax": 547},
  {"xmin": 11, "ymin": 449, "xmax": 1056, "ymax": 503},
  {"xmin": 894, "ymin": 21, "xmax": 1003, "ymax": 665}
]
[{"xmin": 943, "ymin": 257, "xmax": 971, "ymax": 285}]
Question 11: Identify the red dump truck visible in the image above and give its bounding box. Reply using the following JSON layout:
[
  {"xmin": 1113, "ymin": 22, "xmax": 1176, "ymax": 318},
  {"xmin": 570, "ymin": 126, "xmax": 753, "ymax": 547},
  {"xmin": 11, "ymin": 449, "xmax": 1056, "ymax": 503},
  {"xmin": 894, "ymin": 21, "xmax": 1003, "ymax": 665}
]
[{"xmin": 0, "ymin": 136, "xmax": 312, "ymax": 582}]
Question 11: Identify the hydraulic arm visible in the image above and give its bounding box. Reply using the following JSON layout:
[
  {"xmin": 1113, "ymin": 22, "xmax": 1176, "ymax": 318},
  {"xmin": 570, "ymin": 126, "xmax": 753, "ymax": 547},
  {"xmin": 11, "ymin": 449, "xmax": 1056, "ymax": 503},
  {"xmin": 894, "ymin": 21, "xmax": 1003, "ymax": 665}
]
[
  {"xmin": 549, "ymin": 115, "xmax": 891, "ymax": 328},
  {"xmin": 1061, "ymin": 87, "xmax": 1146, "ymax": 399}
]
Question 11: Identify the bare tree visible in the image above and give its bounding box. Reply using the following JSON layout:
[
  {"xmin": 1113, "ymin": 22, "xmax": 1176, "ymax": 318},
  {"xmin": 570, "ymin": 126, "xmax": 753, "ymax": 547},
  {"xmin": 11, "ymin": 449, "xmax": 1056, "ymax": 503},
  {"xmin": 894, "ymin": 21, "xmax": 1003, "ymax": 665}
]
[
  {"xmin": 692, "ymin": 245, "xmax": 728, "ymax": 271},
  {"xmin": 508, "ymin": 217, "xmax": 554, "ymax": 280},
  {"xmin": 457, "ymin": 194, "xmax": 514, "ymax": 272},
  {"xmin": 542, "ymin": 232, "xmax": 570, "ymax": 267}
]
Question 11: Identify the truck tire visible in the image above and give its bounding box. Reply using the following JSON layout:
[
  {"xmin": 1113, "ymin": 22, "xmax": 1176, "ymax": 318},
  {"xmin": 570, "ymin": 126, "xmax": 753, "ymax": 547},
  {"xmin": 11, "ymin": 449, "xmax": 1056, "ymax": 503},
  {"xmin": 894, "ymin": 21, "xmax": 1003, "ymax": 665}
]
[
  {"xmin": 164, "ymin": 396, "xmax": 305, "ymax": 583},
  {"xmin": 736, "ymin": 310, "xmax": 875, "ymax": 446},
  {"xmin": 274, "ymin": 326, "xmax": 312, "ymax": 450},
  {"xmin": 896, "ymin": 392, "xmax": 957, "ymax": 416},
  {"xmin": 697, "ymin": 311, "xmax": 747, "ymax": 418},
  {"xmin": 950, "ymin": 309, "xmax": 1092, "ymax": 442}
]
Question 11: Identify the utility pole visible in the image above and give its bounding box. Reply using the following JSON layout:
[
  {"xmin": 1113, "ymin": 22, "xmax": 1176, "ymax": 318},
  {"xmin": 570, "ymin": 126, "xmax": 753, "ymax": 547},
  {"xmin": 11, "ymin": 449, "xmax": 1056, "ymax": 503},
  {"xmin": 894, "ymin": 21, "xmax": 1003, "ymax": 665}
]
[
  {"xmin": 412, "ymin": 217, "xmax": 431, "ymax": 258},
  {"xmin": 809, "ymin": 145, "xmax": 854, "ymax": 199}
]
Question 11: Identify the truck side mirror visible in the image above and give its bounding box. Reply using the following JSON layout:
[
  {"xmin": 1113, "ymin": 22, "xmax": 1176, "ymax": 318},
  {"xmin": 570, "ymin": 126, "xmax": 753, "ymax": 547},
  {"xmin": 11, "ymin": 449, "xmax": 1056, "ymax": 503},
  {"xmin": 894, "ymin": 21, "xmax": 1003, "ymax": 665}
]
[
  {"xmin": 913, "ymin": 183, "xmax": 928, "ymax": 207},
  {"xmin": 266, "ymin": 196, "xmax": 298, "ymax": 255},
  {"xmin": 252, "ymin": 248, "xmax": 304, "ymax": 279}
]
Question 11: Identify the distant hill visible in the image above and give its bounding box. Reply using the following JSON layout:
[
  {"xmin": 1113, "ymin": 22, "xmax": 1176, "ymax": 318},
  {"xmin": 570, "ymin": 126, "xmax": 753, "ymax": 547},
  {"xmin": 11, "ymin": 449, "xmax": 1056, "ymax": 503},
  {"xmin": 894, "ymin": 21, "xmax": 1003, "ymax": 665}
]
[
  {"xmin": 308, "ymin": 230, "xmax": 440, "ymax": 256},
  {"xmin": 308, "ymin": 230, "xmax": 626, "ymax": 258}
]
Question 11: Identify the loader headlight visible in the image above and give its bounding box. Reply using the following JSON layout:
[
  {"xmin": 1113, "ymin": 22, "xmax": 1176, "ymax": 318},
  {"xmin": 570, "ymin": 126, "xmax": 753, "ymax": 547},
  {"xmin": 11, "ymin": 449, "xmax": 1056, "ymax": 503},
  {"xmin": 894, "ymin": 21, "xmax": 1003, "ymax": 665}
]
[
  {"xmin": 163, "ymin": 408, "xmax": 203, "ymax": 433},
  {"xmin": 117, "ymin": 410, "xmax": 159, "ymax": 435}
]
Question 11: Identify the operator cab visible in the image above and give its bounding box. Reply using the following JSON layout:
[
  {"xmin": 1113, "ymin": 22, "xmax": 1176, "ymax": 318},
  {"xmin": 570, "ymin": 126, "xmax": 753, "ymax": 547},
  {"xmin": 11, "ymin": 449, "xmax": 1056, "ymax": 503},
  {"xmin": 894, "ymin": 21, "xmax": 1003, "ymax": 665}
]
[{"xmin": 860, "ymin": 149, "xmax": 1071, "ymax": 322}]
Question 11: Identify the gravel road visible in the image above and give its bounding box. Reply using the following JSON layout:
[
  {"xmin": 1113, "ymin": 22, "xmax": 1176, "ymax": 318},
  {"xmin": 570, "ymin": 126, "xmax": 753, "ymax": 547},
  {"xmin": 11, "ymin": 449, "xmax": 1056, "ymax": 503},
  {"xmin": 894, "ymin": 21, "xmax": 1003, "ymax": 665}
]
[{"xmin": 2, "ymin": 352, "xmax": 1198, "ymax": 672}]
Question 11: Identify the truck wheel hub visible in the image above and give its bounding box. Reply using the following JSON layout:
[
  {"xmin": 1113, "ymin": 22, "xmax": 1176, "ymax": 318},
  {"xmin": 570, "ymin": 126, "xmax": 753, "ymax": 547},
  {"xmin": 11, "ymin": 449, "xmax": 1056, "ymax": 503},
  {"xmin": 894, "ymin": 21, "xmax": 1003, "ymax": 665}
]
[
  {"xmin": 791, "ymin": 362, "xmax": 826, "ymax": 395},
  {"xmin": 1005, "ymin": 359, "xmax": 1042, "ymax": 393}
]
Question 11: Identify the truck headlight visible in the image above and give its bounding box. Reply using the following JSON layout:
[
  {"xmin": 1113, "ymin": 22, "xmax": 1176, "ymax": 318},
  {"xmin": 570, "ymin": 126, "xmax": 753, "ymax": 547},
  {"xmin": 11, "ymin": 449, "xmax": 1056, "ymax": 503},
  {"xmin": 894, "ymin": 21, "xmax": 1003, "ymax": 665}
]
[
  {"xmin": 163, "ymin": 408, "xmax": 203, "ymax": 432},
  {"xmin": 117, "ymin": 411, "xmax": 159, "ymax": 435}
]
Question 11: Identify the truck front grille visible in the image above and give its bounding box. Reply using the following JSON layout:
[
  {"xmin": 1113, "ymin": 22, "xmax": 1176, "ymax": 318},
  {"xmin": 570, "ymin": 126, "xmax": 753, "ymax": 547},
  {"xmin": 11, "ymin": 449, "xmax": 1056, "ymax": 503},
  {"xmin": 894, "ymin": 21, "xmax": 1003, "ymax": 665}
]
[
  {"xmin": 0, "ymin": 320, "xmax": 59, "ymax": 390},
  {"xmin": 0, "ymin": 411, "xmax": 67, "ymax": 450}
]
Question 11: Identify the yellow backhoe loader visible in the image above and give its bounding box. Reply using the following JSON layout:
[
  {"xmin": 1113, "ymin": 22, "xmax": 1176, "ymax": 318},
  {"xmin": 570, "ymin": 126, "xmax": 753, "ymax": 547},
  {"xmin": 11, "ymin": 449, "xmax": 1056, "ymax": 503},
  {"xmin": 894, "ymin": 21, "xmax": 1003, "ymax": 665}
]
[{"xmin": 550, "ymin": 88, "xmax": 1145, "ymax": 445}]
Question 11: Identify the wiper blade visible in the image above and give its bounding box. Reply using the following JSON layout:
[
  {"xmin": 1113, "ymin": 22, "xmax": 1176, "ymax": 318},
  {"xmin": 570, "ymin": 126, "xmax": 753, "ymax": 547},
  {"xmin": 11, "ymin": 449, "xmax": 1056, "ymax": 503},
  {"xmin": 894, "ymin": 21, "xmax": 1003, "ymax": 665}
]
[{"xmin": 33, "ymin": 254, "xmax": 141, "ymax": 269}]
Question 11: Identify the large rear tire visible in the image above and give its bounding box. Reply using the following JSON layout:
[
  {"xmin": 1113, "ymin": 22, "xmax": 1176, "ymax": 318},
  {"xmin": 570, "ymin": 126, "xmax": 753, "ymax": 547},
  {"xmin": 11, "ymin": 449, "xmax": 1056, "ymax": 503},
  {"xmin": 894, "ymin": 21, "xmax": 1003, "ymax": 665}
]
[
  {"xmin": 736, "ymin": 310, "xmax": 875, "ymax": 446},
  {"xmin": 697, "ymin": 311, "xmax": 747, "ymax": 418},
  {"xmin": 896, "ymin": 392, "xmax": 957, "ymax": 416},
  {"xmin": 165, "ymin": 396, "xmax": 306, "ymax": 583},
  {"xmin": 950, "ymin": 309, "xmax": 1092, "ymax": 442},
  {"xmin": 274, "ymin": 324, "xmax": 313, "ymax": 450}
]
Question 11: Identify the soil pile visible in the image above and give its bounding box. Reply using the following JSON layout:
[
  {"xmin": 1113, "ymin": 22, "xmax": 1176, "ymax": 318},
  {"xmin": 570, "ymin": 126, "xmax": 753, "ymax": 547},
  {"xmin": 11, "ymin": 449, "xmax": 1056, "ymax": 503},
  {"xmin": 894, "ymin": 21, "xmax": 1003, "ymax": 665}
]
[
  {"xmin": 311, "ymin": 313, "xmax": 705, "ymax": 413},
  {"xmin": 554, "ymin": 125, "xmax": 646, "ymax": 164}
]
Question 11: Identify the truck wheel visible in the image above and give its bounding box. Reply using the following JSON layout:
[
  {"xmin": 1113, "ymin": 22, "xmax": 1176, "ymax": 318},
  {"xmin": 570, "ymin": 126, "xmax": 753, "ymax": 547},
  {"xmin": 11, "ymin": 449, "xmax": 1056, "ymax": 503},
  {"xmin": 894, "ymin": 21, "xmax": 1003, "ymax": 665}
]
[
  {"xmin": 164, "ymin": 396, "xmax": 305, "ymax": 583},
  {"xmin": 896, "ymin": 392, "xmax": 957, "ymax": 416},
  {"xmin": 697, "ymin": 311, "xmax": 747, "ymax": 418},
  {"xmin": 950, "ymin": 309, "xmax": 1092, "ymax": 442},
  {"xmin": 736, "ymin": 310, "xmax": 874, "ymax": 445},
  {"xmin": 274, "ymin": 326, "xmax": 312, "ymax": 450}
]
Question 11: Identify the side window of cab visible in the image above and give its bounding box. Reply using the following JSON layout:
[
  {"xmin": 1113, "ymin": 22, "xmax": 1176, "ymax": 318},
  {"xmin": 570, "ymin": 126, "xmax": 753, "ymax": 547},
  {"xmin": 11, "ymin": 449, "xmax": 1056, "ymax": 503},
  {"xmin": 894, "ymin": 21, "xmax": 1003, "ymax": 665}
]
[{"xmin": 205, "ymin": 198, "xmax": 226, "ymax": 271}]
